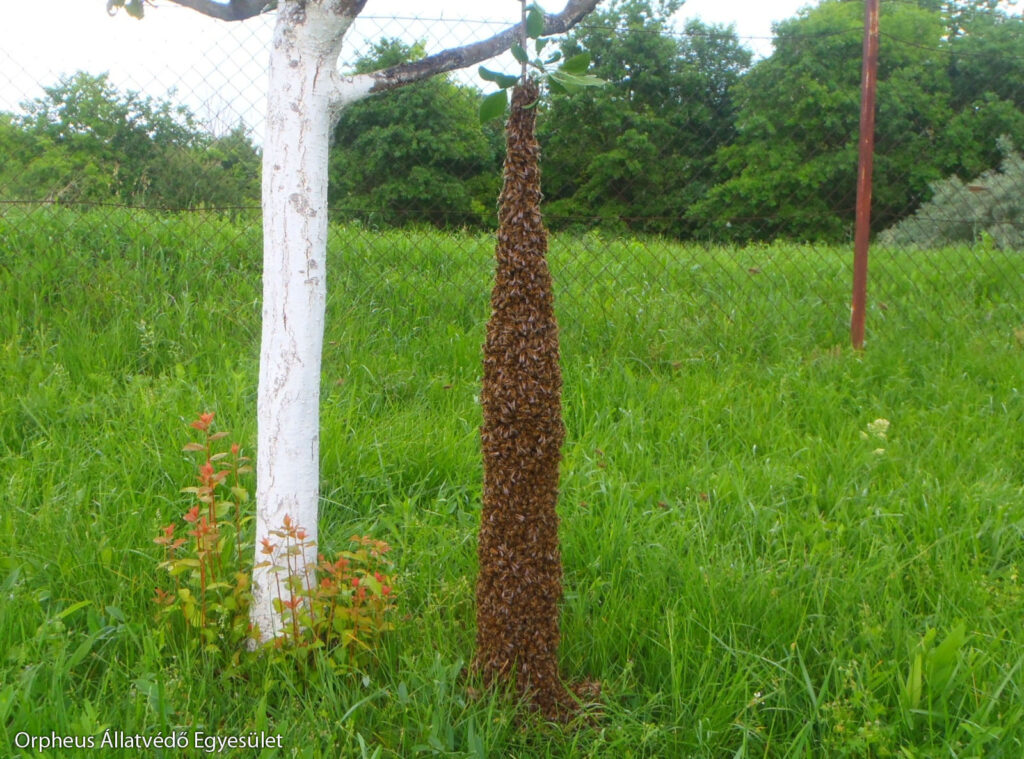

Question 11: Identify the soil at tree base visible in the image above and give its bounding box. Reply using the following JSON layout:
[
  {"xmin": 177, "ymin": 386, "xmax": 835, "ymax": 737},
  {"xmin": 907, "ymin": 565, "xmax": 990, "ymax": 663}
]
[{"xmin": 473, "ymin": 78, "xmax": 574, "ymax": 721}]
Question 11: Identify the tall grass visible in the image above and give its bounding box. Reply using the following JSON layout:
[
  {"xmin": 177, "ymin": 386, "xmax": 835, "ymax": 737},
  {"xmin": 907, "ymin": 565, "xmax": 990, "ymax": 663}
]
[{"xmin": 1, "ymin": 207, "xmax": 1023, "ymax": 756}]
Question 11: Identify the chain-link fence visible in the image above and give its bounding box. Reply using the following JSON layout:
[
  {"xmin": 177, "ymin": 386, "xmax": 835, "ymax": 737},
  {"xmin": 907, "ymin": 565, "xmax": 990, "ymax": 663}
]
[{"xmin": 2, "ymin": 2, "xmax": 1023, "ymax": 345}]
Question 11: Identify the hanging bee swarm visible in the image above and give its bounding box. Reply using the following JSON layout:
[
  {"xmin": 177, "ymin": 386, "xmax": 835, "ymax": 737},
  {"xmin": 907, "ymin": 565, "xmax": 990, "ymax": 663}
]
[{"xmin": 474, "ymin": 78, "xmax": 573, "ymax": 720}]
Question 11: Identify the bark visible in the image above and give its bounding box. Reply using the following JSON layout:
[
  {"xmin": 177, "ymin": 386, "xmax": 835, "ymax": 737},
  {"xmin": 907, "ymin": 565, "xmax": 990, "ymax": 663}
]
[
  {"xmin": 249, "ymin": 0, "xmax": 370, "ymax": 643},
  {"xmin": 474, "ymin": 79, "xmax": 572, "ymax": 720},
  {"xmin": 165, "ymin": 0, "xmax": 271, "ymax": 21}
]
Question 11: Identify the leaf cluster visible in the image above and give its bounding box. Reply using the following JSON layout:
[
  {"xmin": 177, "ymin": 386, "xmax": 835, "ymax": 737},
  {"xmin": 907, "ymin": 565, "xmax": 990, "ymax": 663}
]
[
  {"xmin": 331, "ymin": 39, "xmax": 500, "ymax": 227},
  {"xmin": 478, "ymin": 3, "xmax": 605, "ymax": 123}
]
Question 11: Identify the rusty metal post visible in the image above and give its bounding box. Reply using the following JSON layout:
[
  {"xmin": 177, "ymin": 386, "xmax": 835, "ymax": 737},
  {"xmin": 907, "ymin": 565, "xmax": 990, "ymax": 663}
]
[{"xmin": 851, "ymin": 0, "xmax": 880, "ymax": 350}]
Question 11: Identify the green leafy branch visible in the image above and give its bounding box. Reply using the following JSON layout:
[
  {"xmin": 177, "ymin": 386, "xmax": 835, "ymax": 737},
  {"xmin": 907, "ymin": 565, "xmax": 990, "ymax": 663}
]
[{"xmin": 479, "ymin": 2, "xmax": 604, "ymax": 123}]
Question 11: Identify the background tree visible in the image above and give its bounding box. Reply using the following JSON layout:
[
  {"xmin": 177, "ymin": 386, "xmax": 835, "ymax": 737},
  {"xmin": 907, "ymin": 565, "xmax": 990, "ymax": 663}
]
[
  {"xmin": 1, "ymin": 72, "xmax": 260, "ymax": 208},
  {"xmin": 329, "ymin": 39, "xmax": 500, "ymax": 228},
  {"xmin": 691, "ymin": 0, "xmax": 1024, "ymax": 242},
  {"xmin": 107, "ymin": 0, "xmax": 601, "ymax": 644},
  {"xmin": 942, "ymin": 8, "xmax": 1024, "ymax": 177},
  {"xmin": 690, "ymin": 1, "xmax": 952, "ymax": 242},
  {"xmin": 541, "ymin": 0, "xmax": 751, "ymax": 236}
]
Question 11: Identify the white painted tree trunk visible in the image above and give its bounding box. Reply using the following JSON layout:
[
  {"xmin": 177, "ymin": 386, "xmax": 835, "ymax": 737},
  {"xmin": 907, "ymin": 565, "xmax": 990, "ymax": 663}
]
[{"xmin": 250, "ymin": 1, "xmax": 371, "ymax": 644}]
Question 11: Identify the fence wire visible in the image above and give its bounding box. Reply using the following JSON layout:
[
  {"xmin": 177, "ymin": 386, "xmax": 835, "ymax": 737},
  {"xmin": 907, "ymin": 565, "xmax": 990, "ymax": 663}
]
[{"xmin": 2, "ymin": 2, "xmax": 1023, "ymax": 348}]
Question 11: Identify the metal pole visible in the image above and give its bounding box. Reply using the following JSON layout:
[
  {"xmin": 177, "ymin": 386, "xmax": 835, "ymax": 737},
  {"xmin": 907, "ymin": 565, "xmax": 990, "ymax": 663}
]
[{"xmin": 851, "ymin": 0, "xmax": 880, "ymax": 350}]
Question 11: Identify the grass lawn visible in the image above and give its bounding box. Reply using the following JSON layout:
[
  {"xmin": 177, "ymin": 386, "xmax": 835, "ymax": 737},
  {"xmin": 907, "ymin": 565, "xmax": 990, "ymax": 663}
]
[{"xmin": 2, "ymin": 208, "xmax": 1023, "ymax": 757}]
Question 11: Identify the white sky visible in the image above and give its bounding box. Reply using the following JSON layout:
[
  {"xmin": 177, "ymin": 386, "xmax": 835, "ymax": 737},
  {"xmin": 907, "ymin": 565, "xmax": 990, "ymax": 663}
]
[{"xmin": 0, "ymin": 0, "xmax": 815, "ymax": 139}]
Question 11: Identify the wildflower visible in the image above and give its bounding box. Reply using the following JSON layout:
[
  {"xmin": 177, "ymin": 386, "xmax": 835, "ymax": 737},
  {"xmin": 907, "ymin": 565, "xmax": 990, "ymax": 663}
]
[{"xmin": 861, "ymin": 418, "xmax": 890, "ymax": 440}]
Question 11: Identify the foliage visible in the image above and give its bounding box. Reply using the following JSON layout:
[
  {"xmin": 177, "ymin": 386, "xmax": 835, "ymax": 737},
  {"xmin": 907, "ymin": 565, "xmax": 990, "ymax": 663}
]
[
  {"xmin": 477, "ymin": 2, "xmax": 605, "ymax": 124},
  {"xmin": 5, "ymin": 0, "xmax": 1024, "ymax": 242},
  {"xmin": 879, "ymin": 137, "xmax": 1024, "ymax": 248},
  {"xmin": 0, "ymin": 72, "xmax": 260, "ymax": 209},
  {"xmin": 152, "ymin": 412, "xmax": 396, "ymax": 666},
  {"xmin": 689, "ymin": 1, "xmax": 949, "ymax": 242},
  {"xmin": 540, "ymin": 1, "xmax": 751, "ymax": 236},
  {"xmin": 330, "ymin": 39, "xmax": 500, "ymax": 227},
  {"xmin": 256, "ymin": 523, "xmax": 396, "ymax": 661},
  {"xmin": 690, "ymin": 0, "xmax": 1024, "ymax": 243}
]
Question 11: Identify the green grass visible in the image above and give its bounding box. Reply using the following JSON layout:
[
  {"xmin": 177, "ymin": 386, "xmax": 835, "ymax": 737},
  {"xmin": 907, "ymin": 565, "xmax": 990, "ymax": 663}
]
[{"xmin": 2, "ymin": 206, "xmax": 1023, "ymax": 757}]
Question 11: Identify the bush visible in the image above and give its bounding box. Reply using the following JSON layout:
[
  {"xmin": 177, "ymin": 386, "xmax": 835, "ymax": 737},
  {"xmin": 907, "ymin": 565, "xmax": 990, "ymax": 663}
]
[{"xmin": 879, "ymin": 137, "xmax": 1024, "ymax": 249}]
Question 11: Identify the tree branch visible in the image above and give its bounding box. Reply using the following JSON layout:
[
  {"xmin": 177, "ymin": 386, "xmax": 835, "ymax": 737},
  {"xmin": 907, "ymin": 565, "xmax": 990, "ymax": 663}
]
[
  {"xmin": 361, "ymin": 0, "xmax": 601, "ymax": 94},
  {"xmin": 165, "ymin": 0, "xmax": 271, "ymax": 21}
]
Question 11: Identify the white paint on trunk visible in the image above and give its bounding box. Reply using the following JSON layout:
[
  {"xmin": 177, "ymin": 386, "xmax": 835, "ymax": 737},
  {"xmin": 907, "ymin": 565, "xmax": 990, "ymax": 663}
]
[{"xmin": 250, "ymin": 1, "xmax": 371, "ymax": 644}]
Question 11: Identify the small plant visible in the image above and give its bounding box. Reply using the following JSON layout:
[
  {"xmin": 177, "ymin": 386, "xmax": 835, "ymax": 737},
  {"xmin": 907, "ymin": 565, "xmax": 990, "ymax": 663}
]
[
  {"xmin": 153, "ymin": 413, "xmax": 396, "ymax": 665},
  {"xmin": 255, "ymin": 524, "xmax": 396, "ymax": 663},
  {"xmin": 153, "ymin": 412, "xmax": 252, "ymax": 653}
]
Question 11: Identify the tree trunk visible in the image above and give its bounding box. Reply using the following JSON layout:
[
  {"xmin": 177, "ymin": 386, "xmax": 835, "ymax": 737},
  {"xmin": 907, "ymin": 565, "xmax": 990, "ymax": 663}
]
[
  {"xmin": 250, "ymin": 1, "xmax": 367, "ymax": 644},
  {"xmin": 474, "ymin": 79, "xmax": 573, "ymax": 720}
]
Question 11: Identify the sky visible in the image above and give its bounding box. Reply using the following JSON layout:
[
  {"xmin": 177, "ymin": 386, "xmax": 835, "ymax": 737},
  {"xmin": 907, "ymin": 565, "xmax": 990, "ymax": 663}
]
[{"xmin": 0, "ymin": 0, "xmax": 815, "ymax": 139}]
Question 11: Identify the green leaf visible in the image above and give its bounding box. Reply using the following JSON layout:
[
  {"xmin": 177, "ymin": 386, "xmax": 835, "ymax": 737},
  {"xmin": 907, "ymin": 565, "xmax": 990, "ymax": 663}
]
[
  {"xmin": 478, "ymin": 67, "xmax": 519, "ymax": 89},
  {"xmin": 511, "ymin": 43, "xmax": 529, "ymax": 65},
  {"xmin": 560, "ymin": 52, "xmax": 592, "ymax": 75},
  {"xmin": 547, "ymin": 77, "xmax": 569, "ymax": 96},
  {"xmin": 544, "ymin": 51, "xmax": 563, "ymax": 65},
  {"xmin": 548, "ymin": 70, "xmax": 606, "ymax": 93},
  {"xmin": 535, "ymin": 37, "xmax": 550, "ymax": 55},
  {"xmin": 526, "ymin": 6, "xmax": 545, "ymax": 38},
  {"xmin": 67, "ymin": 634, "xmax": 98, "ymax": 669},
  {"xmin": 479, "ymin": 90, "xmax": 509, "ymax": 124},
  {"xmin": 55, "ymin": 600, "xmax": 92, "ymax": 620}
]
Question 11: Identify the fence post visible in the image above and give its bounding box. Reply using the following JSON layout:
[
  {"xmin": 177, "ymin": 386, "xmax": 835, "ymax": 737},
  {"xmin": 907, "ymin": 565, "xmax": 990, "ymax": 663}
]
[{"xmin": 851, "ymin": 0, "xmax": 880, "ymax": 350}]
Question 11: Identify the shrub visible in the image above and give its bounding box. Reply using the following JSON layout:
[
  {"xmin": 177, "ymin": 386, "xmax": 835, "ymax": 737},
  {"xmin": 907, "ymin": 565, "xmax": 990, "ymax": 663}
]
[
  {"xmin": 153, "ymin": 413, "xmax": 396, "ymax": 666},
  {"xmin": 879, "ymin": 136, "xmax": 1024, "ymax": 249}
]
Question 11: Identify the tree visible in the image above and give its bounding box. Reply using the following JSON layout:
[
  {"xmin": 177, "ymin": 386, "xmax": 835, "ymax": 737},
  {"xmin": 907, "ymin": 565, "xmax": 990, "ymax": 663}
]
[
  {"xmin": 691, "ymin": 1, "xmax": 955, "ymax": 242},
  {"xmin": 329, "ymin": 39, "xmax": 500, "ymax": 228},
  {"xmin": 107, "ymin": 0, "xmax": 601, "ymax": 646},
  {"xmin": 2, "ymin": 72, "xmax": 260, "ymax": 208},
  {"xmin": 541, "ymin": 0, "xmax": 751, "ymax": 236},
  {"xmin": 691, "ymin": 0, "xmax": 1024, "ymax": 242},
  {"xmin": 942, "ymin": 9, "xmax": 1024, "ymax": 177},
  {"xmin": 879, "ymin": 137, "xmax": 1024, "ymax": 249}
]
